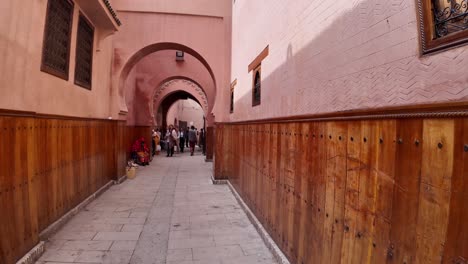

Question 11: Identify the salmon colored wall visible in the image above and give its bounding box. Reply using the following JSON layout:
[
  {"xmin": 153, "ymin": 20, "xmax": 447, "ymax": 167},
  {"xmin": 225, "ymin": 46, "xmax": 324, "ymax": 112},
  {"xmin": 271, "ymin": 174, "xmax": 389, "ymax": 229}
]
[
  {"xmin": 166, "ymin": 101, "xmax": 180, "ymax": 127},
  {"xmin": 0, "ymin": 0, "xmax": 116, "ymax": 118},
  {"xmin": 124, "ymin": 67, "xmax": 138, "ymax": 125},
  {"xmin": 113, "ymin": 0, "xmax": 231, "ymax": 18},
  {"xmin": 111, "ymin": 0, "xmax": 232, "ymax": 122},
  {"xmin": 229, "ymin": 0, "xmax": 468, "ymax": 122},
  {"xmin": 166, "ymin": 99, "xmax": 204, "ymax": 130},
  {"xmin": 124, "ymin": 51, "xmax": 213, "ymax": 126}
]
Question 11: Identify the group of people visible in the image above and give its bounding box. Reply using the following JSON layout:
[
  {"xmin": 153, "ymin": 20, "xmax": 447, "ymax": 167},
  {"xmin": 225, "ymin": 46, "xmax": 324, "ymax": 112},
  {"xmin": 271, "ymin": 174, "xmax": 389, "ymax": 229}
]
[
  {"xmin": 129, "ymin": 125, "xmax": 205, "ymax": 166},
  {"xmin": 152, "ymin": 125, "xmax": 206, "ymax": 157}
]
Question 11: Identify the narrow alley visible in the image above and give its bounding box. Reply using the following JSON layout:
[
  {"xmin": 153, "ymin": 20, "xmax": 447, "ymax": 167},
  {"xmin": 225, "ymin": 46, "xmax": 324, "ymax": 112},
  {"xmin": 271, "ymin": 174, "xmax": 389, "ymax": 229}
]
[
  {"xmin": 2, "ymin": 0, "xmax": 468, "ymax": 263},
  {"xmin": 36, "ymin": 153, "xmax": 276, "ymax": 264}
]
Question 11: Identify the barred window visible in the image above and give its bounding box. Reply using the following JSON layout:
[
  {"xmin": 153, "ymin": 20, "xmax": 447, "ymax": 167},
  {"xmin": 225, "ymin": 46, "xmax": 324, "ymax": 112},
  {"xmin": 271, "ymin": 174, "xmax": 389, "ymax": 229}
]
[
  {"xmin": 419, "ymin": 0, "xmax": 468, "ymax": 54},
  {"xmin": 74, "ymin": 14, "xmax": 94, "ymax": 89},
  {"xmin": 41, "ymin": 0, "xmax": 74, "ymax": 80},
  {"xmin": 230, "ymin": 89, "xmax": 234, "ymax": 113},
  {"xmin": 252, "ymin": 68, "xmax": 261, "ymax": 106},
  {"xmin": 230, "ymin": 79, "xmax": 237, "ymax": 113}
]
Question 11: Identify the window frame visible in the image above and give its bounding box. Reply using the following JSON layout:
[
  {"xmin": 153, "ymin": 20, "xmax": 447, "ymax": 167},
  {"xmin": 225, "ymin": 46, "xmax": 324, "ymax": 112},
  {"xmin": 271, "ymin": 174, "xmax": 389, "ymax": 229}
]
[
  {"xmin": 40, "ymin": 0, "xmax": 75, "ymax": 80},
  {"xmin": 74, "ymin": 12, "xmax": 95, "ymax": 90},
  {"xmin": 252, "ymin": 65, "xmax": 261, "ymax": 107},
  {"xmin": 418, "ymin": 0, "xmax": 468, "ymax": 54}
]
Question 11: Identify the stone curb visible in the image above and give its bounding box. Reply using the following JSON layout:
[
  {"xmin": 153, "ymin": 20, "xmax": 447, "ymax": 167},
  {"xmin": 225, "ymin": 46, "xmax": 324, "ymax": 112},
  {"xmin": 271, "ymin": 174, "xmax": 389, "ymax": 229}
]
[
  {"xmin": 210, "ymin": 176, "xmax": 228, "ymax": 185},
  {"xmin": 223, "ymin": 180, "xmax": 291, "ymax": 264},
  {"xmin": 115, "ymin": 174, "xmax": 128, "ymax": 184},
  {"xmin": 15, "ymin": 241, "xmax": 45, "ymax": 264}
]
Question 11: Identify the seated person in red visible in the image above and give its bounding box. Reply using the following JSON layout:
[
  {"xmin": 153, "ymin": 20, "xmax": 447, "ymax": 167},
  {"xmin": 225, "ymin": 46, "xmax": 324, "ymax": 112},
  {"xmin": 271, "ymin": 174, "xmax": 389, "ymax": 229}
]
[{"xmin": 131, "ymin": 137, "xmax": 150, "ymax": 165}]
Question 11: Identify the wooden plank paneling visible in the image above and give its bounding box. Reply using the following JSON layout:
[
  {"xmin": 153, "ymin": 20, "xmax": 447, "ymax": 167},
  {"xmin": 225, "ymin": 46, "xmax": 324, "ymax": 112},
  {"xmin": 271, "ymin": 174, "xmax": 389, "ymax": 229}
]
[
  {"xmin": 415, "ymin": 119, "xmax": 454, "ymax": 263},
  {"xmin": 0, "ymin": 113, "xmax": 150, "ymax": 264},
  {"xmin": 342, "ymin": 121, "xmax": 362, "ymax": 264},
  {"xmin": 388, "ymin": 119, "xmax": 423, "ymax": 263},
  {"xmin": 1, "ymin": 118, "xmax": 15, "ymax": 264},
  {"xmin": 214, "ymin": 115, "xmax": 468, "ymax": 264},
  {"xmin": 296, "ymin": 123, "xmax": 310, "ymax": 264},
  {"xmin": 327, "ymin": 122, "xmax": 347, "ymax": 264},
  {"xmin": 442, "ymin": 119, "xmax": 468, "ymax": 264},
  {"xmin": 370, "ymin": 120, "xmax": 396, "ymax": 263}
]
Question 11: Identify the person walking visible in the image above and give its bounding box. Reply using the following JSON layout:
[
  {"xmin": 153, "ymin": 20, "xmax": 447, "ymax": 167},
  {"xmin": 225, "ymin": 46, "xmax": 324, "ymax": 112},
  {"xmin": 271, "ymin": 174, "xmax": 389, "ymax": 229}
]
[
  {"xmin": 165, "ymin": 126, "xmax": 175, "ymax": 157},
  {"xmin": 171, "ymin": 127, "xmax": 178, "ymax": 155},
  {"xmin": 179, "ymin": 130, "xmax": 185, "ymax": 153},
  {"xmin": 188, "ymin": 126, "xmax": 197, "ymax": 156},
  {"xmin": 153, "ymin": 128, "xmax": 161, "ymax": 156},
  {"xmin": 185, "ymin": 128, "xmax": 190, "ymax": 148}
]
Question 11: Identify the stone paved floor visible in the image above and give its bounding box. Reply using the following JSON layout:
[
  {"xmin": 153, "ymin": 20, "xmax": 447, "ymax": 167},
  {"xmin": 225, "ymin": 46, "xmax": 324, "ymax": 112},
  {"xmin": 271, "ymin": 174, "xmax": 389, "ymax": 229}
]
[{"xmin": 36, "ymin": 151, "xmax": 276, "ymax": 264}]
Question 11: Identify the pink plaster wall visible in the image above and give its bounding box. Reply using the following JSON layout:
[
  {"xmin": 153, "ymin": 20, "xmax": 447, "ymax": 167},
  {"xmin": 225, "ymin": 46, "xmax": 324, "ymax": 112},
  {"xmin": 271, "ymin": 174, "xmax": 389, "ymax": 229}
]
[
  {"xmin": 111, "ymin": 0, "xmax": 232, "ymax": 122},
  {"xmin": 124, "ymin": 51, "xmax": 213, "ymax": 125},
  {"xmin": 229, "ymin": 0, "xmax": 468, "ymax": 122},
  {"xmin": 113, "ymin": 0, "xmax": 230, "ymax": 18},
  {"xmin": 124, "ymin": 67, "xmax": 138, "ymax": 124},
  {"xmin": 0, "ymin": 0, "xmax": 116, "ymax": 118},
  {"xmin": 167, "ymin": 99, "xmax": 205, "ymax": 129},
  {"xmin": 166, "ymin": 102, "xmax": 180, "ymax": 128}
]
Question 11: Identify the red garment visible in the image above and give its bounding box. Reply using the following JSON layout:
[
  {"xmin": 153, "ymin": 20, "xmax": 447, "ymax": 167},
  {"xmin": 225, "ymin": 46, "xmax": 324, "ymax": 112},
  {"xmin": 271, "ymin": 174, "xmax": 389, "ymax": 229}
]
[{"xmin": 132, "ymin": 137, "xmax": 150, "ymax": 164}]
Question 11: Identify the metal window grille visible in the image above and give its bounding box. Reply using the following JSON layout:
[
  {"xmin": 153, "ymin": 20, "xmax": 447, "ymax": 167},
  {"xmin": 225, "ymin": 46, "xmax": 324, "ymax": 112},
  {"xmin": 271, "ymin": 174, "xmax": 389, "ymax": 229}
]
[
  {"xmin": 41, "ymin": 0, "xmax": 74, "ymax": 79},
  {"xmin": 230, "ymin": 90, "xmax": 234, "ymax": 113},
  {"xmin": 433, "ymin": 0, "xmax": 468, "ymax": 38},
  {"xmin": 74, "ymin": 14, "xmax": 94, "ymax": 89},
  {"xmin": 253, "ymin": 71, "xmax": 261, "ymax": 105}
]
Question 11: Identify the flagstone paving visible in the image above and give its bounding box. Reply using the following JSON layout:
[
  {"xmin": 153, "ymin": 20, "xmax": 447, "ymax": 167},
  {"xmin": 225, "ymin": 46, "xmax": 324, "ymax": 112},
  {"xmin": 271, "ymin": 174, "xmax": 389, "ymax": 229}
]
[{"xmin": 36, "ymin": 151, "xmax": 276, "ymax": 264}]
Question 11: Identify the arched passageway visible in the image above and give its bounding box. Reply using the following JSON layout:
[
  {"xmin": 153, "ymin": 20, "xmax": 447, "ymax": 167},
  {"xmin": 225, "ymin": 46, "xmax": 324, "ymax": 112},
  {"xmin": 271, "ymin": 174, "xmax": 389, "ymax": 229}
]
[
  {"xmin": 152, "ymin": 79, "xmax": 209, "ymax": 125},
  {"xmin": 119, "ymin": 44, "xmax": 217, "ymax": 161},
  {"xmin": 156, "ymin": 89, "xmax": 209, "ymax": 159},
  {"xmin": 158, "ymin": 91, "xmax": 204, "ymax": 130},
  {"xmin": 117, "ymin": 42, "xmax": 217, "ymax": 119},
  {"xmin": 165, "ymin": 98, "xmax": 205, "ymax": 132},
  {"xmin": 123, "ymin": 50, "xmax": 215, "ymax": 127}
]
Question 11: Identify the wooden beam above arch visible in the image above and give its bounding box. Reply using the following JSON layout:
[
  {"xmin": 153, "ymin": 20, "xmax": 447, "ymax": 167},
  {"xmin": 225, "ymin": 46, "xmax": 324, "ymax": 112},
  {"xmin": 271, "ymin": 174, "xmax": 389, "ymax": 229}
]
[{"xmin": 248, "ymin": 45, "xmax": 269, "ymax": 73}]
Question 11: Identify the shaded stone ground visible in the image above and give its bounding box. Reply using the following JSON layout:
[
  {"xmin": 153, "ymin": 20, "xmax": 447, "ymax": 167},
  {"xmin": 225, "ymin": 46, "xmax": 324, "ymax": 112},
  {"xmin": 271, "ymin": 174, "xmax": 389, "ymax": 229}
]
[{"xmin": 36, "ymin": 151, "xmax": 276, "ymax": 264}]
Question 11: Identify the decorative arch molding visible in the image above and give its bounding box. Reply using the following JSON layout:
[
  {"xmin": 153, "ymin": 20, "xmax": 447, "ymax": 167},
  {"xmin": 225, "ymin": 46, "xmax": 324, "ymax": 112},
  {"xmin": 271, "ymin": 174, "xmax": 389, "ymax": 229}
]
[
  {"xmin": 148, "ymin": 74, "xmax": 215, "ymax": 112},
  {"xmin": 152, "ymin": 79, "xmax": 212, "ymax": 127},
  {"xmin": 153, "ymin": 79, "xmax": 209, "ymax": 114},
  {"xmin": 117, "ymin": 42, "xmax": 217, "ymax": 112}
]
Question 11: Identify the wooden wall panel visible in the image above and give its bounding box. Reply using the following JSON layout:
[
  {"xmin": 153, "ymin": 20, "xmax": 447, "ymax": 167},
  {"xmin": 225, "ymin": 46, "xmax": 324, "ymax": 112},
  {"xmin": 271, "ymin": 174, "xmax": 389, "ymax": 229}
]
[
  {"xmin": 215, "ymin": 115, "xmax": 468, "ymax": 264},
  {"xmin": 416, "ymin": 119, "xmax": 454, "ymax": 263},
  {"xmin": 443, "ymin": 119, "xmax": 468, "ymax": 264},
  {"xmin": 0, "ymin": 117, "xmax": 39, "ymax": 264},
  {"xmin": 0, "ymin": 112, "xmax": 150, "ymax": 264}
]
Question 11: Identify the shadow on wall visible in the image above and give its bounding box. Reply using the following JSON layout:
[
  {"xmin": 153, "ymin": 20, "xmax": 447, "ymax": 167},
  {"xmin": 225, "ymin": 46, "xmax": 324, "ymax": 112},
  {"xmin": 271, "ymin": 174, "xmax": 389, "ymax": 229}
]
[
  {"xmin": 217, "ymin": 1, "xmax": 468, "ymax": 263},
  {"xmin": 229, "ymin": 0, "xmax": 468, "ymax": 122}
]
